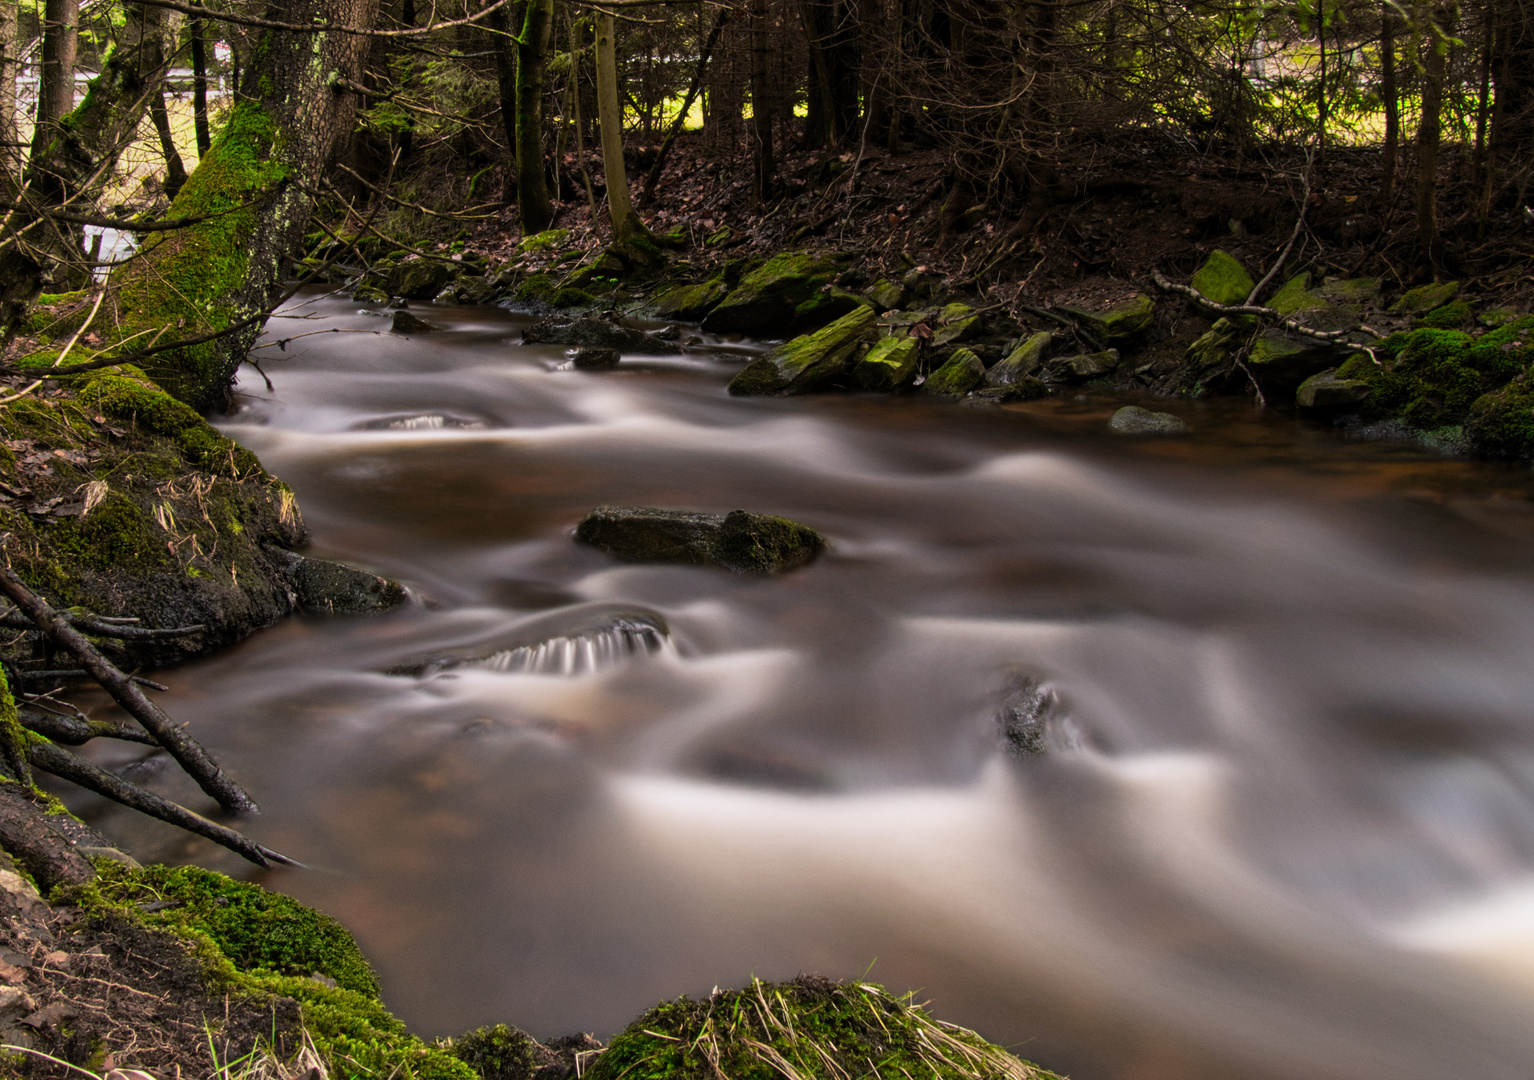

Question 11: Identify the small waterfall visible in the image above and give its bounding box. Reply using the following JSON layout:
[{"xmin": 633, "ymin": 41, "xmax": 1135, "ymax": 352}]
[{"xmin": 467, "ymin": 617, "xmax": 668, "ymax": 676}]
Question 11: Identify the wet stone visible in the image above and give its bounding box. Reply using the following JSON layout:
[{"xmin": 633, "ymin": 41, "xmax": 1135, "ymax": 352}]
[
  {"xmin": 285, "ymin": 555, "xmax": 407, "ymax": 615},
  {"xmin": 572, "ymin": 347, "xmax": 621, "ymax": 370},
  {"xmin": 389, "ymin": 310, "xmax": 441, "ymax": 335},
  {"xmin": 1109, "ymin": 405, "xmax": 1189, "ymax": 436},
  {"xmin": 575, "ymin": 506, "xmax": 826, "ymax": 574}
]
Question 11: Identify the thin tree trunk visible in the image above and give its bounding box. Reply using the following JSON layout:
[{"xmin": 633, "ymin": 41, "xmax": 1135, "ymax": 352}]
[
  {"xmin": 0, "ymin": 2, "xmax": 18, "ymax": 185},
  {"xmin": 571, "ymin": 18, "xmax": 600, "ymax": 226},
  {"xmin": 516, "ymin": 0, "xmax": 556, "ymax": 234},
  {"xmin": 1379, "ymin": 3, "xmax": 1398, "ymax": 210},
  {"xmin": 31, "ymin": 0, "xmax": 80, "ymax": 162},
  {"xmin": 190, "ymin": 1, "xmax": 212, "ymax": 158},
  {"xmin": 750, "ymin": 0, "xmax": 774, "ymax": 200},
  {"xmin": 149, "ymin": 90, "xmax": 188, "ymax": 200},
  {"xmin": 1416, "ymin": 5, "xmax": 1449, "ymax": 272},
  {"xmin": 1472, "ymin": 2, "xmax": 1495, "ymax": 226},
  {"xmin": 641, "ymin": 7, "xmax": 730, "ymax": 203},
  {"xmin": 485, "ymin": 0, "xmax": 519, "ymax": 203},
  {"xmin": 595, "ymin": 10, "xmax": 645, "ymax": 242}
]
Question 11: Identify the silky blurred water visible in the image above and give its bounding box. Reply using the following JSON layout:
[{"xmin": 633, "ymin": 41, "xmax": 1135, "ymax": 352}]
[{"xmin": 65, "ymin": 290, "xmax": 1534, "ymax": 1080}]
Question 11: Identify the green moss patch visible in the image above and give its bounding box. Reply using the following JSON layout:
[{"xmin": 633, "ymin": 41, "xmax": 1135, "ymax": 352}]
[
  {"xmin": 1346, "ymin": 316, "xmax": 1534, "ymax": 431},
  {"xmin": 585, "ymin": 976, "xmax": 1061, "ymax": 1080}
]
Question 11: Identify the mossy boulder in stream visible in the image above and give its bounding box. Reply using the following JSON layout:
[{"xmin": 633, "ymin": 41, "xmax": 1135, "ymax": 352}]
[
  {"xmin": 728, "ymin": 307, "xmax": 875, "ymax": 395},
  {"xmin": 576, "ymin": 506, "xmax": 826, "ymax": 573},
  {"xmin": 383, "ymin": 259, "xmax": 456, "ymax": 301},
  {"xmin": 654, "ymin": 279, "xmax": 731, "ymax": 321},
  {"xmin": 702, "ymin": 252, "xmax": 839, "ymax": 334},
  {"xmin": 584, "ymin": 976, "xmax": 1063, "ymax": 1080}
]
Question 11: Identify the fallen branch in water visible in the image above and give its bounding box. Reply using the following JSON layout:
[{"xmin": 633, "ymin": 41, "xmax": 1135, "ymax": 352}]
[
  {"xmin": 0, "ymin": 564, "xmax": 257, "ymax": 815},
  {"xmin": 24, "ymin": 741, "xmax": 297, "ymax": 868},
  {"xmin": 1150, "ymin": 269, "xmax": 1382, "ymax": 344},
  {"xmin": 17, "ymin": 705, "xmax": 158, "ymax": 746}
]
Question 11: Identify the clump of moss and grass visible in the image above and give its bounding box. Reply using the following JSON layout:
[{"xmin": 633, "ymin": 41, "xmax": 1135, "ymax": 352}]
[
  {"xmin": 584, "ymin": 976, "xmax": 1062, "ymax": 1080},
  {"xmin": 61, "ymin": 861, "xmax": 474, "ymax": 1080},
  {"xmin": 1340, "ymin": 315, "xmax": 1534, "ymax": 434}
]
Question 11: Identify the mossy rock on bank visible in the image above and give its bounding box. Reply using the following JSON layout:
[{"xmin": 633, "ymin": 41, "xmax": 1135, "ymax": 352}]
[
  {"xmin": 384, "ymin": 260, "xmax": 457, "ymax": 301},
  {"xmin": 1468, "ymin": 373, "xmax": 1534, "ymax": 458},
  {"xmin": 654, "ymin": 279, "xmax": 731, "ymax": 321},
  {"xmin": 986, "ymin": 332, "xmax": 1053, "ymax": 387},
  {"xmin": 728, "ymin": 307, "xmax": 875, "ymax": 396},
  {"xmin": 923, "ymin": 348, "xmax": 986, "ymax": 397},
  {"xmin": 1044, "ymin": 349, "xmax": 1121, "ymax": 384},
  {"xmin": 519, "ymin": 228, "xmax": 571, "ymax": 253},
  {"xmin": 585, "ymin": 976, "xmax": 1062, "ymax": 1080},
  {"xmin": 575, "ymin": 506, "xmax": 826, "ymax": 574},
  {"xmin": 1296, "ymin": 368, "xmax": 1372, "ymax": 409},
  {"xmin": 286, "ymin": 554, "xmax": 408, "ymax": 615},
  {"xmin": 852, "ymin": 336, "xmax": 919, "ymax": 392},
  {"xmin": 702, "ymin": 252, "xmax": 839, "ymax": 334},
  {"xmin": 1246, "ymin": 330, "xmax": 1349, "ymax": 389},
  {"xmin": 1190, "ymin": 250, "xmax": 1255, "ymax": 307},
  {"xmin": 930, "ymin": 303, "xmax": 983, "ymax": 347},
  {"xmin": 1390, "ymin": 280, "xmax": 1460, "ymax": 316},
  {"xmin": 1057, "ymin": 293, "xmax": 1156, "ymax": 344}
]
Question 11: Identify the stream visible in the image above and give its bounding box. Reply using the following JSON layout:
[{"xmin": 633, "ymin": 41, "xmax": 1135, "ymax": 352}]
[{"xmin": 66, "ymin": 289, "xmax": 1534, "ymax": 1080}]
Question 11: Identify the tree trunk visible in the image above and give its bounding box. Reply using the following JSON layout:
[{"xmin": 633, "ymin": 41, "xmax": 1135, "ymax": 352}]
[
  {"xmin": 87, "ymin": 0, "xmax": 381, "ymax": 410},
  {"xmin": 641, "ymin": 7, "xmax": 730, "ymax": 203},
  {"xmin": 1379, "ymin": 3, "xmax": 1398, "ymax": 211},
  {"xmin": 486, "ymin": 0, "xmax": 519, "ymax": 203},
  {"xmin": 595, "ymin": 11, "xmax": 644, "ymax": 242},
  {"xmin": 1416, "ymin": 4, "xmax": 1449, "ymax": 272},
  {"xmin": 750, "ymin": 0, "xmax": 774, "ymax": 200},
  {"xmin": 190, "ymin": 2, "xmax": 212, "ymax": 158},
  {"xmin": 516, "ymin": 0, "xmax": 556, "ymax": 234},
  {"xmin": 0, "ymin": 2, "xmax": 18, "ymax": 185},
  {"xmin": 31, "ymin": 0, "xmax": 80, "ymax": 163},
  {"xmin": 1493, "ymin": 0, "xmax": 1534, "ymax": 170},
  {"xmin": 149, "ymin": 89, "xmax": 189, "ymax": 200},
  {"xmin": 800, "ymin": 0, "xmax": 859, "ymax": 149}
]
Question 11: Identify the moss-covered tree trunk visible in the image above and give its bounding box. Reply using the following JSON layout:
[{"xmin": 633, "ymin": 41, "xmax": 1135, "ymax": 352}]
[
  {"xmin": 31, "ymin": 0, "xmax": 80, "ymax": 163},
  {"xmin": 89, "ymin": 0, "xmax": 381, "ymax": 410},
  {"xmin": 516, "ymin": 0, "xmax": 555, "ymax": 234}
]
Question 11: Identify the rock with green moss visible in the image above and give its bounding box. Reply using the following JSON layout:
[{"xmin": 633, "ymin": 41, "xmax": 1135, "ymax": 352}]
[
  {"xmin": 1419, "ymin": 299, "xmax": 1474, "ymax": 329},
  {"xmin": 519, "ymin": 228, "xmax": 571, "ymax": 253},
  {"xmin": 384, "ymin": 260, "xmax": 457, "ymax": 301},
  {"xmin": 654, "ymin": 280, "xmax": 731, "ymax": 321},
  {"xmin": 1480, "ymin": 307, "xmax": 1521, "ymax": 329},
  {"xmin": 1468, "ymin": 373, "xmax": 1534, "ymax": 458},
  {"xmin": 930, "ymin": 303, "xmax": 982, "ymax": 347},
  {"xmin": 791, "ymin": 287, "xmax": 871, "ymax": 331},
  {"xmin": 575, "ymin": 506, "xmax": 825, "ymax": 573},
  {"xmin": 866, "ymin": 279, "xmax": 906, "ymax": 310},
  {"xmin": 552, "ymin": 287, "xmax": 595, "ymax": 308},
  {"xmin": 1045, "ymin": 349, "xmax": 1120, "ymax": 383},
  {"xmin": 1316, "ymin": 277, "xmax": 1381, "ymax": 303},
  {"xmin": 584, "ymin": 977, "xmax": 1063, "ymax": 1080},
  {"xmin": 1058, "ymin": 294, "xmax": 1156, "ymax": 344},
  {"xmin": 1296, "ymin": 368, "xmax": 1372, "ymax": 409},
  {"xmin": 986, "ymin": 332, "xmax": 1053, "ymax": 387},
  {"xmin": 1344, "ymin": 318, "xmax": 1534, "ymax": 431},
  {"xmin": 352, "ymin": 283, "xmax": 389, "ymax": 306},
  {"xmin": 446, "ymin": 1024, "xmax": 544, "ymax": 1080},
  {"xmin": 1246, "ymin": 330, "xmax": 1347, "ymax": 387},
  {"xmin": 1110, "ymin": 405, "xmax": 1188, "ymax": 435},
  {"xmin": 514, "ymin": 274, "xmax": 557, "ymax": 305},
  {"xmin": 1190, "ymin": 250, "xmax": 1255, "ymax": 307},
  {"xmin": 1268, "ymin": 273, "xmax": 1327, "ymax": 316},
  {"xmin": 852, "ymin": 336, "xmax": 919, "ymax": 392},
  {"xmin": 922, "ymin": 348, "xmax": 986, "ymax": 397},
  {"xmin": 1391, "ymin": 281, "xmax": 1460, "ymax": 316},
  {"xmin": 728, "ymin": 307, "xmax": 875, "ymax": 395},
  {"xmin": 524, "ymin": 317, "xmax": 676, "ymax": 355},
  {"xmin": 702, "ymin": 252, "xmax": 839, "ymax": 334}
]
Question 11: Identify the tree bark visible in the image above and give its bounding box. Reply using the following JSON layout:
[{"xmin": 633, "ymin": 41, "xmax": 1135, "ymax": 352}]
[
  {"xmin": 190, "ymin": 2, "xmax": 213, "ymax": 158},
  {"xmin": 486, "ymin": 0, "xmax": 519, "ymax": 202},
  {"xmin": 750, "ymin": 0, "xmax": 774, "ymax": 200},
  {"xmin": 516, "ymin": 0, "xmax": 556, "ymax": 234},
  {"xmin": 1379, "ymin": 2, "xmax": 1398, "ymax": 211},
  {"xmin": 1416, "ymin": 5, "xmax": 1449, "ymax": 272},
  {"xmin": 149, "ymin": 89, "xmax": 189, "ymax": 200},
  {"xmin": 0, "ymin": 3, "xmax": 18, "ymax": 185},
  {"xmin": 595, "ymin": 11, "xmax": 644, "ymax": 241},
  {"xmin": 641, "ymin": 7, "xmax": 730, "ymax": 203},
  {"xmin": 31, "ymin": 0, "xmax": 81, "ymax": 164}
]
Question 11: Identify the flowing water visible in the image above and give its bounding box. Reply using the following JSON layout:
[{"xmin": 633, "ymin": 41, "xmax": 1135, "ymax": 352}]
[{"xmin": 66, "ymin": 290, "xmax": 1534, "ymax": 1080}]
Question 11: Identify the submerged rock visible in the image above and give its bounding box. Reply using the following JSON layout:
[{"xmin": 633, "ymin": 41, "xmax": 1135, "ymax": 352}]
[
  {"xmin": 524, "ymin": 317, "xmax": 675, "ymax": 355},
  {"xmin": 389, "ymin": 605, "xmax": 670, "ymax": 678},
  {"xmin": 1109, "ymin": 405, "xmax": 1189, "ymax": 435},
  {"xmin": 572, "ymin": 347, "xmax": 621, "ymax": 370},
  {"xmin": 285, "ymin": 554, "xmax": 407, "ymax": 615},
  {"xmin": 389, "ymin": 310, "xmax": 440, "ymax": 335},
  {"xmin": 996, "ymin": 671, "xmax": 1061, "ymax": 755},
  {"xmin": 728, "ymin": 307, "xmax": 875, "ymax": 396},
  {"xmin": 575, "ymin": 506, "xmax": 826, "ymax": 573},
  {"xmin": 922, "ymin": 348, "xmax": 986, "ymax": 397},
  {"xmin": 852, "ymin": 335, "xmax": 919, "ymax": 392}
]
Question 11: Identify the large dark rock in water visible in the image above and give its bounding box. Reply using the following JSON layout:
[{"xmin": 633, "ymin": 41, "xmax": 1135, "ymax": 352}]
[
  {"xmin": 701, "ymin": 252, "xmax": 840, "ymax": 335},
  {"xmin": 523, "ymin": 317, "xmax": 675, "ymax": 355},
  {"xmin": 575, "ymin": 507, "xmax": 826, "ymax": 573},
  {"xmin": 284, "ymin": 554, "xmax": 408, "ymax": 615},
  {"xmin": 384, "ymin": 259, "xmax": 457, "ymax": 301}
]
